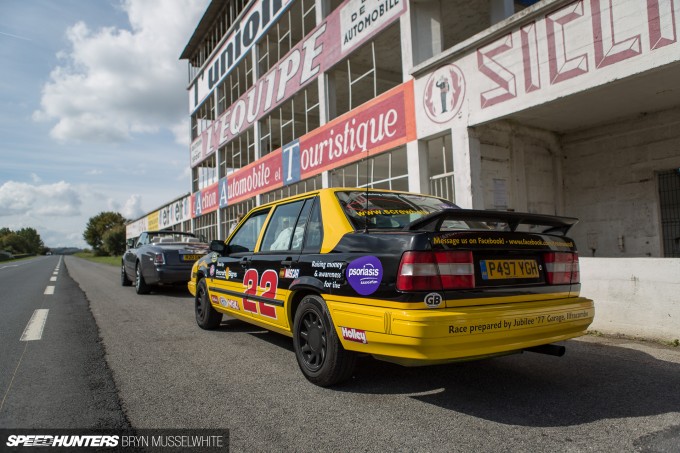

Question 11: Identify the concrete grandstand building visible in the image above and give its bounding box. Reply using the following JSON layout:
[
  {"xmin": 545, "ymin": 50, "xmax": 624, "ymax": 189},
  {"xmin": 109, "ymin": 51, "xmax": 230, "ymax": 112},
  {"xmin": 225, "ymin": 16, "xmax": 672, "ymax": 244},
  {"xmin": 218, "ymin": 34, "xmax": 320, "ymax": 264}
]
[{"xmin": 126, "ymin": 0, "xmax": 680, "ymax": 340}]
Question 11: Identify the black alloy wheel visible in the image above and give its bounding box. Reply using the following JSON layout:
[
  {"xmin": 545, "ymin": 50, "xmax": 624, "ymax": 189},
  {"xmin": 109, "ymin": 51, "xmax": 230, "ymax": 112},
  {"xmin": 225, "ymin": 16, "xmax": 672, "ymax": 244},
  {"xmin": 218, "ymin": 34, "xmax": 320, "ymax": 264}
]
[
  {"xmin": 195, "ymin": 279, "xmax": 222, "ymax": 329},
  {"xmin": 293, "ymin": 295, "xmax": 356, "ymax": 387}
]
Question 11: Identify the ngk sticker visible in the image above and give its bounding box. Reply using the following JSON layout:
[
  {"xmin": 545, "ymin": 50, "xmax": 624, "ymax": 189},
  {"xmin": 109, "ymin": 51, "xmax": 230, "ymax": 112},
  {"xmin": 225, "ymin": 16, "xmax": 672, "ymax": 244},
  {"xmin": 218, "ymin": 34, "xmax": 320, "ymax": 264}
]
[{"xmin": 341, "ymin": 327, "xmax": 367, "ymax": 344}]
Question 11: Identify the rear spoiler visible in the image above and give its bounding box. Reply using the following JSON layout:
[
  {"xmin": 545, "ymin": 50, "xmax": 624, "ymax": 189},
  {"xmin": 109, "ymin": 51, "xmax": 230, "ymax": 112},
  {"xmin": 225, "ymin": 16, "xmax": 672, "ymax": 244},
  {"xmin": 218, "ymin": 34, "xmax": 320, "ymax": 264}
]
[{"xmin": 405, "ymin": 209, "xmax": 578, "ymax": 236}]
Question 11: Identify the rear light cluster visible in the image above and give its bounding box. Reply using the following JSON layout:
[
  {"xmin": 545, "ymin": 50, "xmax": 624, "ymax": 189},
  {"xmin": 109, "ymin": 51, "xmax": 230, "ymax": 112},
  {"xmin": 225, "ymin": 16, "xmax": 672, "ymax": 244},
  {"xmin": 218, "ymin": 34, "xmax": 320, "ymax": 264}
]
[
  {"xmin": 153, "ymin": 252, "xmax": 165, "ymax": 265},
  {"xmin": 397, "ymin": 251, "xmax": 475, "ymax": 291},
  {"xmin": 396, "ymin": 250, "xmax": 580, "ymax": 292},
  {"xmin": 543, "ymin": 252, "xmax": 580, "ymax": 284}
]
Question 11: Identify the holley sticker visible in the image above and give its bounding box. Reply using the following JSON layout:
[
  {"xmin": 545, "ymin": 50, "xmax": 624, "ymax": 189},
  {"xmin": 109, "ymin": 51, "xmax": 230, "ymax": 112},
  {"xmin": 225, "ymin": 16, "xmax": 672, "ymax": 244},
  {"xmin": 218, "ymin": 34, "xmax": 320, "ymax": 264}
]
[
  {"xmin": 341, "ymin": 327, "xmax": 367, "ymax": 344},
  {"xmin": 346, "ymin": 256, "xmax": 382, "ymax": 296}
]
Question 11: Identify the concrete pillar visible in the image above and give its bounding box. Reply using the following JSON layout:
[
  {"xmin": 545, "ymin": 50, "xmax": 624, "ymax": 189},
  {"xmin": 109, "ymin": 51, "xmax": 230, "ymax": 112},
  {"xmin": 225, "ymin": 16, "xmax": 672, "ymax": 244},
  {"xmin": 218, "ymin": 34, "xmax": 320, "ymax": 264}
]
[
  {"xmin": 410, "ymin": 0, "xmax": 443, "ymax": 66},
  {"xmin": 510, "ymin": 128, "xmax": 528, "ymax": 212},
  {"xmin": 399, "ymin": 4, "xmax": 414, "ymax": 82},
  {"xmin": 407, "ymin": 140, "xmax": 430, "ymax": 194},
  {"xmin": 452, "ymin": 127, "xmax": 483, "ymax": 209}
]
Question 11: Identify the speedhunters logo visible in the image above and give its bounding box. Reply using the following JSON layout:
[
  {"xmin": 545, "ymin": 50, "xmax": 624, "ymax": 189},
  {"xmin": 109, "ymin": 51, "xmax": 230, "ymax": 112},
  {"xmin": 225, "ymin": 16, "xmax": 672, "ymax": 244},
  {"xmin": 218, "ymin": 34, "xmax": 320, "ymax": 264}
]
[
  {"xmin": 6, "ymin": 435, "xmax": 118, "ymax": 447},
  {"xmin": 346, "ymin": 256, "xmax": 383, "ymax": 295},
  {"xmin": 2, "ymin": 430, "xmax": 230, "ymax": 450}
]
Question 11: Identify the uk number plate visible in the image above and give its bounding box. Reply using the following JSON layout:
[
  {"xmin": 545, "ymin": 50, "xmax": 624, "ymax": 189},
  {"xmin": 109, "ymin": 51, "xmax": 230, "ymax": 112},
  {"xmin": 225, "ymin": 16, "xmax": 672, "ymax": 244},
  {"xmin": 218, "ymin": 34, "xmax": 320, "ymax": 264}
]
[
  {"xmin": 480, "ymin": 259, "xmax": 539, "ymax": 280},
  {"xmin": 181, "ymin": 254, "xmax": 202, "ymax": 261}
]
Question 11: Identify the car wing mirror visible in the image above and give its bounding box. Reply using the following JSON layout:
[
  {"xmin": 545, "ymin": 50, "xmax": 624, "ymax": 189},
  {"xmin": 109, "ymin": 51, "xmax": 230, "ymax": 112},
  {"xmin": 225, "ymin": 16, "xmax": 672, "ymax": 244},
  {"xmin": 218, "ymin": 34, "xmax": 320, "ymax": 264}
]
[
  {"xmin": 126, "ymin": 238, "xmax": 135, "ymax": 249},
  {"xmin": 210, "ymin": 240, "xmax": 229, "ymax": 255}
]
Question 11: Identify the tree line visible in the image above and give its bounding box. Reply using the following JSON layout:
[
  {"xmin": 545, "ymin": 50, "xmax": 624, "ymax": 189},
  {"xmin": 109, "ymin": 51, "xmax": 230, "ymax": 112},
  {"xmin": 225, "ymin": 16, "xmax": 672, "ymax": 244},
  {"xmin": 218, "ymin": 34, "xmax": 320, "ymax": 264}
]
[
  {"xmin": 0, "ymin": 227, "xmax": 47, "ymax": 256},
  {"xmin": 1, "ymin": 211, "xmax": 128, "ymax": 259}
]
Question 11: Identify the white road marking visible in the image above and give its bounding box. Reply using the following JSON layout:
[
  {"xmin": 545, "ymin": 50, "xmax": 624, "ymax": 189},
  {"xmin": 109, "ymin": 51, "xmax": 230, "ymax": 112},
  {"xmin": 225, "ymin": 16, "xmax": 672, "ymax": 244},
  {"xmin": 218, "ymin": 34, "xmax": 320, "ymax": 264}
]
[
  {"xmin": 50, "ymin": 276, "xmax": 57, "ymax": 282},
  {"xmin": 20, "ymin": 309, "xmax": 49, "ymax": 341},
  {"xmin": 44, "ymin": 286, "xmax": 55, "ymax": 295}
]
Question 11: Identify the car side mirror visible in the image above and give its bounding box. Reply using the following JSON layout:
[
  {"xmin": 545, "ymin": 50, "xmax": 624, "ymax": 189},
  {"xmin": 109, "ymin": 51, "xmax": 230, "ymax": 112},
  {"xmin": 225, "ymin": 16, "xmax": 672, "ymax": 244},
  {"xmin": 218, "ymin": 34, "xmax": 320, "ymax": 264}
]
[
  {"xmin": 210, "ymin": 240, "xmax": 228, "ymax": 255},
  {"xmin": 126, "ymin": 238, "xmax": 135, "ymax": 248}
]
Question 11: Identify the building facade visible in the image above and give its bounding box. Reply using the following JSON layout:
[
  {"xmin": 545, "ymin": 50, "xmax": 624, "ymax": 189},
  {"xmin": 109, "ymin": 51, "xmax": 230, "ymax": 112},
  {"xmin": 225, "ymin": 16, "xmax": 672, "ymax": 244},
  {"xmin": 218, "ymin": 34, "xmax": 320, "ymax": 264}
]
[{"xmin": 127, "ymin": 0, "xmax": 680, "ymax": 339}]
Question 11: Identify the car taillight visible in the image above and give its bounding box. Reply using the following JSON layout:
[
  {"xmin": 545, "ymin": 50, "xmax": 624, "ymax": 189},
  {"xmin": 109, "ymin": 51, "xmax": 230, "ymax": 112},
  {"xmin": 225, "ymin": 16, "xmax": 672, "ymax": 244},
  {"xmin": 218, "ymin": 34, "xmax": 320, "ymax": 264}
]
[
  {"xmin": 153, "ymin": 253, "xmax": 165, "ymax": 265},
  {"xmin": 543, "ymin": 252, "xmax": 579, "ymax": 284},
  {"xmin": 435, "ymin": 251, "xmax": 475, "ymax": 289},
  {"xmin": 397, "ymin": 251, "xmax": 475, "ymax": 291}
]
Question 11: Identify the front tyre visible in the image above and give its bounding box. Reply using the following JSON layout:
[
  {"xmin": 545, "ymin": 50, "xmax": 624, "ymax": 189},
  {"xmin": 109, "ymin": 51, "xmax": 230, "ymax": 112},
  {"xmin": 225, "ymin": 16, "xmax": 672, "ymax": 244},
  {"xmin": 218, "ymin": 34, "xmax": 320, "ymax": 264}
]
[
  {"xmin": 195, "ymin": 279, "xmax": 222, "ymax": 330},
  {"xmin": 293, "ymin": 295, "xmax": 356, "ymax": 387},
  {"xmin": 121, "ymin": 262, "xmax": 132, "ymax": 286}
]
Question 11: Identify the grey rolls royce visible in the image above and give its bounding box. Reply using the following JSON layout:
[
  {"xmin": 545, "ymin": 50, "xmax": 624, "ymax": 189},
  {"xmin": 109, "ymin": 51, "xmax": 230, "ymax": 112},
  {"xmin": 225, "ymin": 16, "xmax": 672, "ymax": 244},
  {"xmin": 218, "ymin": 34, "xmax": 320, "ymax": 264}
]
[{"xmin": 122, "ymin": 231, "xmax": 209, "ymax": 294}]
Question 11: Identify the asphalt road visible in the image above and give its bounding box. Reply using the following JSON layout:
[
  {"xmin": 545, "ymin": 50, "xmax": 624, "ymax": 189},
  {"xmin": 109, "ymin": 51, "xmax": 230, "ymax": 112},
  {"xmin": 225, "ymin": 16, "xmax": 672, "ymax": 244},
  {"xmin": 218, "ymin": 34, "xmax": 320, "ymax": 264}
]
[
  {"xmin": 1, "ymin": 255, "xmax": 679, "ymax": 452},
  {"xmin": 0, "ymin": 256, "xmax": 129, "ymax": 430}
]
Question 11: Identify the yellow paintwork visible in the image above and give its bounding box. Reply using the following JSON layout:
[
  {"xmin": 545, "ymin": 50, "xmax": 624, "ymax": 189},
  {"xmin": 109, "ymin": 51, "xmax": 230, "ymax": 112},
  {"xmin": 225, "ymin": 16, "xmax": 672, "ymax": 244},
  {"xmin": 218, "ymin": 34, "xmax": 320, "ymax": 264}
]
[
  {"xmin": 188, "ymin": 187, "xmax": 595, "ymax": 366},
  {"xmin": 326, "ymin": 295, "xmax": 593, "ymax": 365}
]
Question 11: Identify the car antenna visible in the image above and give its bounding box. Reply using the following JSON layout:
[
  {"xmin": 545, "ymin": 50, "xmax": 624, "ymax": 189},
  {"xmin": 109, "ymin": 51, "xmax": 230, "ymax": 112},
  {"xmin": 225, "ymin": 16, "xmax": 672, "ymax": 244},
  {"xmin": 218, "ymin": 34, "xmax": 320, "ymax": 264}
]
[{"xmin": 364, "ymin": 147, "xmax": 369, "ymax": 234}]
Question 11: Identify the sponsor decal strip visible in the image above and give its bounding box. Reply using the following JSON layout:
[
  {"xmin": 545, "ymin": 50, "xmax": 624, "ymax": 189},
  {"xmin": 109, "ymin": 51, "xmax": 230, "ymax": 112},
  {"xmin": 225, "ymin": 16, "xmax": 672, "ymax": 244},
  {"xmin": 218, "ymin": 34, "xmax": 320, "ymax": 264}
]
[{"xmin": 207, "ymin": 286, "xmax": 284, "ymax": 307}]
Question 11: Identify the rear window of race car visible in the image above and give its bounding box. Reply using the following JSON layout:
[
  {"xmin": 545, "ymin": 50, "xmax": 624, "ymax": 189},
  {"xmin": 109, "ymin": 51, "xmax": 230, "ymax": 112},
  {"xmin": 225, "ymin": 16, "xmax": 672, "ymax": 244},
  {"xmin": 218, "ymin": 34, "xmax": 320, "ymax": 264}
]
[
  {"xmin": 336, "ymin": 191, "xmax": 497, "ymax": 232},
  {"xmin": 337, "ymin": 191, "xmax": 456, "ymax": 230}
]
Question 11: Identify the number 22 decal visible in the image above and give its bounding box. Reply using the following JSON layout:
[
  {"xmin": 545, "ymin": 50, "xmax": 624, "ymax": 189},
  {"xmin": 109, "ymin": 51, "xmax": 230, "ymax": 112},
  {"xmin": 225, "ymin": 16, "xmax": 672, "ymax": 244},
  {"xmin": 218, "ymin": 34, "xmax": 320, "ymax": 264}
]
[{"xmin": 242, "ymin": 269, "xmax": 278, "ymax": 319}]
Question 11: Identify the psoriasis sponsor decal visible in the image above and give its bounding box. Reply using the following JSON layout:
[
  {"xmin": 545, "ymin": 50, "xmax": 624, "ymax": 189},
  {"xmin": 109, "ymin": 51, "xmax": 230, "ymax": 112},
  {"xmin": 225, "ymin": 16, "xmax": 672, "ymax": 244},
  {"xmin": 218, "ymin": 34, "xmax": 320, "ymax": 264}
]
[
  {"xmin": 346, "ymin": 256, "xmax": 382, "ymax": 295},
  {"xmin": 447, "ymin": 309, "xmax": 594, "ymax": 335},
  {"xmin": 341, "ymin": 326, "xmax": 367, "ymax": 344}
]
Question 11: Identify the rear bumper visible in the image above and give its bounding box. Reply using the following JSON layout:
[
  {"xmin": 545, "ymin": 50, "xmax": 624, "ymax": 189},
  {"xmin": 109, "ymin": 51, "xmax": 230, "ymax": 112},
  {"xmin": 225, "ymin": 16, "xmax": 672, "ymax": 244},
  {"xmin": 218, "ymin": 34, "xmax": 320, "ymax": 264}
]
[
  {"xmin": 326, "ymin": 296, "xmax": 594, "ymax": 366},
  {"xmin": 146, "ymin": 266, "xmax": 193, "ymax": 285}
]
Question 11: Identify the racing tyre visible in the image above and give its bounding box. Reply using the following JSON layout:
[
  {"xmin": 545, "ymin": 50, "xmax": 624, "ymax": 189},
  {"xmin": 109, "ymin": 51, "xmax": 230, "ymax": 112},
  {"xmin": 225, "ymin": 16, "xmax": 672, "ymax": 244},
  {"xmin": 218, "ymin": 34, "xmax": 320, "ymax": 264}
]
[
  {"xmin": 121, "ymin": 262, "xmax": 132, "ymax": 286},
  {"xmin": 135, "ymin": 262, "xmax": 150, "ymax": 295},
  {"xmin": 195, "ymin": 279, "xmax": 222, "ymax": 330},
  {"xmin": 293, "ymin": 295, "xmax": 356, "ymax": 387}
]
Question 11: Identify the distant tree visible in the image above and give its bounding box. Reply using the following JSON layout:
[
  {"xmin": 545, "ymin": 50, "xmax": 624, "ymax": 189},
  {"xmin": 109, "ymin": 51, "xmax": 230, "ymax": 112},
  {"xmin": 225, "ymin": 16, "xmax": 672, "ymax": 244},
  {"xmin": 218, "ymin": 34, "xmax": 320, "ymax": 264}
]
[
  {"xmin": 0, "ymin": 232, "xmax": 28, "ymax": 254},
  {"xmin": 102, "ymin": 224, "xmax": 127, "ymax": 256},
  {"xmin": 83, "ymin": 212, "xmax": 127, "ymax": 256},
  {"xmin": 17, "ymin": 227, "xmax": 44, "ymax": 255}
]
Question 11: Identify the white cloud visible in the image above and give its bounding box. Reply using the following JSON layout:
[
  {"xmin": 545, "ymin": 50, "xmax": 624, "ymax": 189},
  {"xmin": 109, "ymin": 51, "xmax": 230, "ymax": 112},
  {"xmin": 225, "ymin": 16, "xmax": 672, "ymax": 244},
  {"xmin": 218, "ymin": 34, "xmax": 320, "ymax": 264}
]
[
  {"xmin": 33, "ymin": 0, "xmax": 208, "ymax": 144},
  {"xmin": 30, "ymin": 173, "xmax": 42, "ymax": 183},
  {"xmin": 0, "ymin": 181, "xmax": 81, "ymax": 217},
  {"xmin": 120, "ymin": 194, "xmax": 145, "ymax": 219}
]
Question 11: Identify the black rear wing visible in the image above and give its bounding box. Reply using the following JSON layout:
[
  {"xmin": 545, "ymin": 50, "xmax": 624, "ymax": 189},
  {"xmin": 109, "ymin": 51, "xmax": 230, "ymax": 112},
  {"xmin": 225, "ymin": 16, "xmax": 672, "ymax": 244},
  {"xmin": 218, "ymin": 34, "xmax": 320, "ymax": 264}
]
[{"xmin": 405, "ymin": 209, "xmax": 578, "ymax": 236}]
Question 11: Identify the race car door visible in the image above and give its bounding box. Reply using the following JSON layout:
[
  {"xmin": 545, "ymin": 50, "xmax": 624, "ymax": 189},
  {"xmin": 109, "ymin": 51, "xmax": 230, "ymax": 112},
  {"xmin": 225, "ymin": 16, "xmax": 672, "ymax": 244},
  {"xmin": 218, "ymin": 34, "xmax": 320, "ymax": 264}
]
[
  {"xmin": 208, "ymin": 207, "xmax": 270, "ymax": 318},
  {"xmin": 246, "ymin": 196, "xmax": 316, "ymax": 331}
]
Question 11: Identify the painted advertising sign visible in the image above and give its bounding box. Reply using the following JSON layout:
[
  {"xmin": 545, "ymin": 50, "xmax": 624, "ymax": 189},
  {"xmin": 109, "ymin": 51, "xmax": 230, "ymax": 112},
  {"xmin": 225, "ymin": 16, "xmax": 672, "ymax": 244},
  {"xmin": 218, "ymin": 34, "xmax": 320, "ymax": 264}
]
[
  {"xmin": 126, "ymin": 217, "xmax": 148, "ymax": 239},
  {"xmin": 157, "ymin": 195, "xmax": 191, "ymax": 229},
  {"xmin": 215, "ymin": 80, "xmax": 415, "ymax": 205},
  {"xmin": 227, "ymin": 148, "xmax": 283, "ymax": 204},
  {"xmin": 190, "ymin": 0, "xmax": 295, "ymax": 112},
  {"xmin": 190, "ymin": 0, "xmax": 407, "ymax": 167},
  {"xmin": 147, "ymin": 211, "xmax": 159, "ymax": 232},
  {"xmin": 281, "ymin": 81, "xmax": 416, "ymax": 185},
  {"xmin": 416, "ymin": 0, "xmax": 680, "ymax": 136},
  {"xmin": 192, "ymin": 183, "xmax": 220, "ymax": 218}
]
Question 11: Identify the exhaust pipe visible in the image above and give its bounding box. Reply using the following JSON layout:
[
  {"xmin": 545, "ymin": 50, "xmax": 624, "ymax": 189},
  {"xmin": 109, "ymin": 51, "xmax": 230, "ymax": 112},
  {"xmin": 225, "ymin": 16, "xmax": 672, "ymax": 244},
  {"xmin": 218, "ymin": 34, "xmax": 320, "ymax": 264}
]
[{"xmin": 524, "ymin": 344, "xmax": 566, "ymax": 357}]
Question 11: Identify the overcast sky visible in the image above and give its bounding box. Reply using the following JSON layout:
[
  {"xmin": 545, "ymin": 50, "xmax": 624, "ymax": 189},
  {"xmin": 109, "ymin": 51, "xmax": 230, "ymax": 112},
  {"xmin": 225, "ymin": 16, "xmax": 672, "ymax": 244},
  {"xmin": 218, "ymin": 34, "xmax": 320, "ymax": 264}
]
[{"xmin": 0, "ymin": 0, "xmax": 209, "ymax": 248}]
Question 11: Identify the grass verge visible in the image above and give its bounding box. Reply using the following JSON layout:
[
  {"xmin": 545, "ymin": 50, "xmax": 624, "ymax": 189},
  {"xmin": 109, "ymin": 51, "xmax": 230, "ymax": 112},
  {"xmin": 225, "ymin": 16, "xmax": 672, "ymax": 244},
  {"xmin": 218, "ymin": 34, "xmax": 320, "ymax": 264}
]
[{"xmin": 74, "ymin": 252, "xmax": 121, "ymax": 267}]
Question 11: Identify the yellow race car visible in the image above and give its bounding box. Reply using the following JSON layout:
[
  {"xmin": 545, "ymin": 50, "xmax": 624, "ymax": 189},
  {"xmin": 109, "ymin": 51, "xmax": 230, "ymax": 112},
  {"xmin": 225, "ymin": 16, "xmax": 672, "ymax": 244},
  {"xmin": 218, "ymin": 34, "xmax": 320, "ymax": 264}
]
[{"xmin": 189, "ymin": 188, "xmax": 594, "ymax": 386}]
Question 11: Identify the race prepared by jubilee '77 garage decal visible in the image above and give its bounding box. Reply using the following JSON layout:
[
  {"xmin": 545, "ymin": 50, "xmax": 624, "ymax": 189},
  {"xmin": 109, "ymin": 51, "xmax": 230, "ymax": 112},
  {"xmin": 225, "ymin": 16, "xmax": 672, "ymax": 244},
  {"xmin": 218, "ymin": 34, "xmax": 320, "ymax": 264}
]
[{"xmin": 188, "ymin": 188, "xmax": 594, "ymax": 386}]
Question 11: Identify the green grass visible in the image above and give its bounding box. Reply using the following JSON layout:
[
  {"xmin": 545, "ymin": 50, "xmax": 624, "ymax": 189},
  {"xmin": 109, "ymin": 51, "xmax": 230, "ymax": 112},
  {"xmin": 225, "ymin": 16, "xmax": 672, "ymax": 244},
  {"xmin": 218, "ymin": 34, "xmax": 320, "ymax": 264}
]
[{"xmin": 74, "ymin": 252, "xmax": 121, "ymax": 267}]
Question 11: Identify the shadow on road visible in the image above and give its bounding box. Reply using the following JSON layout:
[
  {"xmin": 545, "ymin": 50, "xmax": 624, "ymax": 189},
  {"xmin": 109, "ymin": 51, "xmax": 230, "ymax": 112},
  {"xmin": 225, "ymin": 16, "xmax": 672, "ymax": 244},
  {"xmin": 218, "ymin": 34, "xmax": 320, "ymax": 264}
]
[{"xmin": 336, "ymin": 339, "xmax": 680, "ymax": 427}]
